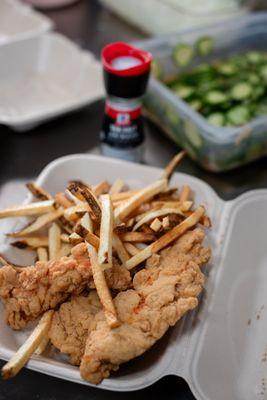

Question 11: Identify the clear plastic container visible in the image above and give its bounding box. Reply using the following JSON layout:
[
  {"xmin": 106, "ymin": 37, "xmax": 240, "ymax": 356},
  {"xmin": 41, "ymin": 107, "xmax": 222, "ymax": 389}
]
[
  {"xmin": 135, "ymin": 13, "xmax": 267, "ymax": 172},
  {"xmin": 100, "ymin": 0, "xmax": 248, "ymax": 35}
]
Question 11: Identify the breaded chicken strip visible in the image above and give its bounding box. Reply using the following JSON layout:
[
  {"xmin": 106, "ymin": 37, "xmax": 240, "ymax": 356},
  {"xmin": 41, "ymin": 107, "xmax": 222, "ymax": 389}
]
[
  {"xmin": 49, "ymin": 291, "xmax": 101, "ymax": 365},
  {"xmin": 0, "ymin": 244, "xmax": 91, "ymax": 330},
  {"xmin": 80, "ymin": 229, "xmax": 210, "ymax": 384},
  {"xmin": 0, "ymin": 243, "xmax": 131, "ymax": 330}
]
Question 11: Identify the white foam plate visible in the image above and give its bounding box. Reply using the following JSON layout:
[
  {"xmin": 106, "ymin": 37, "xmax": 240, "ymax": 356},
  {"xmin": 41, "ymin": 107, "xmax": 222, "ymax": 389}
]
[
  {"xmin": 0, "ymin": 0, "xmax": 52, "ymax": 45},
  {"xmin": 0, "ymin": 154, "xmax": 267, "ymax": 399},
  {"xmin": 0, "ymin": 32, "xmax": 104, "ymax": 131}
]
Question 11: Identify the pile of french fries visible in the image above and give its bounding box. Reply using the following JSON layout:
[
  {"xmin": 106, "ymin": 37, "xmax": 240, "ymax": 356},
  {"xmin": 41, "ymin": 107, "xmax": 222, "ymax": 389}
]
[{"xmin": 0, "ymin": 151, "xmax": 211, "ymax": 379}]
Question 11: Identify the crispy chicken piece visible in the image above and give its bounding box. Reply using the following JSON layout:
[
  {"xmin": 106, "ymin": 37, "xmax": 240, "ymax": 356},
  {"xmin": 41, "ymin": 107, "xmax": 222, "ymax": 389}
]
[
  {"xmin": 0, "ymin": 243, "xmax": 131, "ymax": 330},
  {"xmin": 49, "ymin": 291, "xmax": 101, "ymax": 365},
  {"xmin": 49, "ymin": 259, "xmax": 131, "ymax": 365},
  {"xmin": 158, "ymin": 226, "xmax": 210, "ymax": 268},
  {"xmin": 80, "ymin": 228, "xmax": 210, "ymax": 384},
  {"xmin": 0, "ymin": 244, "xmax": 91, "ymax": 330}
]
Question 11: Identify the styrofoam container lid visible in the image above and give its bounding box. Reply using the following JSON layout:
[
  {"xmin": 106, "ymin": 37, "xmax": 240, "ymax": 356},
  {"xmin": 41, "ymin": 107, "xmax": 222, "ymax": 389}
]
[
  {"xmin": 0, "ymin": 154, "xmax": 266, "ymax": 399},
  {"xmin": 0, "ymin": 0, "xmax": 53, "ymax": 45},
  {"xmin": 0, "ymin": 32, "xmax": 104, "ymax": 131}
]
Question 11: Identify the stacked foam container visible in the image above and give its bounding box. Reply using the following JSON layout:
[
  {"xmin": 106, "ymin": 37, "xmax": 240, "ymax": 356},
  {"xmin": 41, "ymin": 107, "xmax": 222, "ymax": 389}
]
[{"xmin": 0, "ymin": 0, "xmax": 104, "ymax": 131}]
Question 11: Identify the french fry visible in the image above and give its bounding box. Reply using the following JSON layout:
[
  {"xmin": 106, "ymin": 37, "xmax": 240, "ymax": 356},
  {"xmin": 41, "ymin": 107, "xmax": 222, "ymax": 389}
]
[
  {"xmin": 114, "ymin": 179, "xmax": 168, "ymax": 224},
  {"xmin": 112, "ymin": 200, "xmax": 126, "ymax": 208},
  {"xmin": 110, "ymin": 190, "xmax": 138, "ymax": 202},
  {"xmin": 114, "ymin": 223, "xmax": 128, "ymax": 235},
  {"xmin": 26, "ymin": 183, "xmax": 52, "ymax": 201},
  {"xmin": 124, "ymin": 243, "xmax": 141, "ymax": 256},
  {"xmin": 150, "ymin": 218, "xmax": 162, "ymax": 232},
  {"xmin": 93, "ymin": 181, "xmax": 110, "ymax": 197},
  {"xmin": 75, "ymin": 225, "xmax": 100, "ymax": 250},
  {"xmin": 8, "ymin": 208, "xmax": 64, "ymax": 238},
  {"xmin": 35, "ymin": 336, "xmax": 50, "ymax": 355},
  {"xmin": 74, "ymin": 211, "xmax": 86, "ymax": 219},
  {"xmin": 125, "ymin": 246, "xmax": 152, "ymax": 269},
  {"xmin": 48, "ymin": 223, "xmax": 61, "ymax": 260},
  {"xmin": 65, "ymin": 189, "xmax": 84, "ymax": 205},
  {"xmin": 125, "ymin": 206, "xmax": 205, "ymax": 270},
  {"xmin": 161, "ymin": 150, "xmax": 186, "ymax": 180},
  {"xmin": 67, "ymin": 182, "xmax": 87, "ymax": 202},
  {"xmin": 1, "ymin": 310, "xmax": 54, "ymax": 379},
  {"xmin": 151, "ymin": 200, "xmax": 192, "ymax": 211},
  {"xmin": 69, "ymin": 182, "xmax": 102, "ymax": 223},
  {"xmin": 125, "ymin": 203, "xmax": 152, "ymax": 220},
  {"xmin": 0, "ymin": 255, "xmax": 10, "ymax": 266},
  {"xmin": 80, "ymin": 187, "xmax": 102, "ymax": 223},
  {"xmin": 179, "ymin": 185, "xmax": 191, "ymax": 202},
  {"xmin": 125, "ymin": 218, "xmax": 135, "ymax": 228},
  {"xmin": 201, "ymin": 215, "xmax": 211, "ymax": 228},
  {"xmin": 133, "ymin": 208, "xmax": 184, "ymax": 231},
  {"xmin": 87, "ymin": 244, "xmax": 119, "ymax": 328},
  {"xmin": 109, "ymin": 179, "xmax": 125, "ymax": 195},
  {"xmin": 11, "ymin": 234, "xmax": 69, "ymax": 250},
  {"xmin": 162, "ymin": 216, "xmax": 170, "ymax": 229},
  {"xmin": 98, "ymin": 195, "xmax": 113, "ymax": 268},
  {"xmin": 58, "ymin": 243, "xmax": 72, "ymax": 258},
  {"xmin": 154, "ymin": 188, "xmax": 178, "ymax": 201},
  {"xmin": 183, "ymin": 211, "xmax": 211, "ymax": 228},
  {"xmin": 112, "ymin": 233, "xmax": 130, "ymax": 264},
  {"xmin": 57, "ymin": 216, "xmax": 74, "ymax": 234},
  {"xmin": 37, "ymin": 247, "xmax": 48, "ymax": 262},
  {"xmin": 55, "ymin": 192, "xmax": 74, "ymax": 209},
  {"xmin": 63, "ymin": 204, "xmax": 90, "ymax": 222},
  {"xmin": 0, "ymin": 200, "xmax": 55, "ymax": 219},
  {"xmin": 69, "ymin": 232, "xmax": 83, "ymax": 246},
  {"xmin": 120, "ymin": 232, "xmax": 156, "ymax": 243},
  {"xmin": 69, "ymin": 180, "xmax": 90, "ymax": 190},
  {"xmin": 60, "ymin": 233, "xmax": 69, "ymax": 243},
  {"xmin": 140, "ymin": 224, "xmax": 155, "ymax": 234},
  {"xmin": 152, "ymin": 207, "xmax": 204, "ymax": 252},
  {"xmin": 80, "ymin": 212, "xmax": 93, "ymax": 233},
  {"xmin": 11, "ymin": 237, "xmax": 49, "ymax": 249}
]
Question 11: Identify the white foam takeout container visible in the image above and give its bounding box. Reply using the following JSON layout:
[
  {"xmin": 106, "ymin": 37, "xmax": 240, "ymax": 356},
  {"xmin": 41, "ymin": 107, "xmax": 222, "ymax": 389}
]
[
  {"xmin": 0, "ymin": 154, "xmax": 267, "ymax": 400},
  {"xmin": 0, "ymin": 0, "xmax": 52, "ymax": 45},
  {"xmin": 0, "ymin": 32, "xmax": 104, "ymax": 131}
]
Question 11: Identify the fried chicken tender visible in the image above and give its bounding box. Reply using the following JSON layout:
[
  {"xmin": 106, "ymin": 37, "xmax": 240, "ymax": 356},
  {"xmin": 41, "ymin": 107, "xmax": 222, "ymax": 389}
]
[
  {"xmin": 49, "ymin": 291, "xmax": 101, "ymax": 365},
  {"xmin": 0, "ymin": 242, "xmax": 132, "ymax": 331},
  {"xmin": 0, "ymin": 244, "xmax": 91, "ymax": 330},
  {"xmin": 80, "ymin": 229, "xmax": 210, "ymax": 384}
]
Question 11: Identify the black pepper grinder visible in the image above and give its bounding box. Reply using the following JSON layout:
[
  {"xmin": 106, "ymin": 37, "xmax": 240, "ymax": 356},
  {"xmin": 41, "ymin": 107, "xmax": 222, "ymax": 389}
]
[{"xmin": 100, "ymin": 42, "xmax": 152, "ymax": 163}]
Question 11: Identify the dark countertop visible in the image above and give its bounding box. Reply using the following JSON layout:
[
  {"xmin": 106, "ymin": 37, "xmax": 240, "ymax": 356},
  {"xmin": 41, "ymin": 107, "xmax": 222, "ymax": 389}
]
[{"xmin": 0, "ymin": 1, "xmax": 267, "ymax": 399}]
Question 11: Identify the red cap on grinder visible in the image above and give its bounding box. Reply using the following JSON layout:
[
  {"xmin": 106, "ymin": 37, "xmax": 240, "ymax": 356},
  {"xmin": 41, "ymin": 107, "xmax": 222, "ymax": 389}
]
[{"xmin": 102, "ymin": 42, "xmax": 152, "ymax": 99}]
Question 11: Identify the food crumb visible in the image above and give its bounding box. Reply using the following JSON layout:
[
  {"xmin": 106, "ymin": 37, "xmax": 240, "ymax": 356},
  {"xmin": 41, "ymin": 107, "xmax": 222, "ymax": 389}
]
[{"xmin": 247, "ymin": 318, "xmax": 251, "ymax": 326}]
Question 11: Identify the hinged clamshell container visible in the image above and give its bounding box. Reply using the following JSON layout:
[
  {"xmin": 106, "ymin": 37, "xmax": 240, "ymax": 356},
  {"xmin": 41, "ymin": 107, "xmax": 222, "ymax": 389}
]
[
  {"xmin": 135, "ymin": 13, "xmax": 267, "ymax": 172},
  {"xmin": 0, "ymin": 155, "xmax": 266, "ymax": 400}
]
